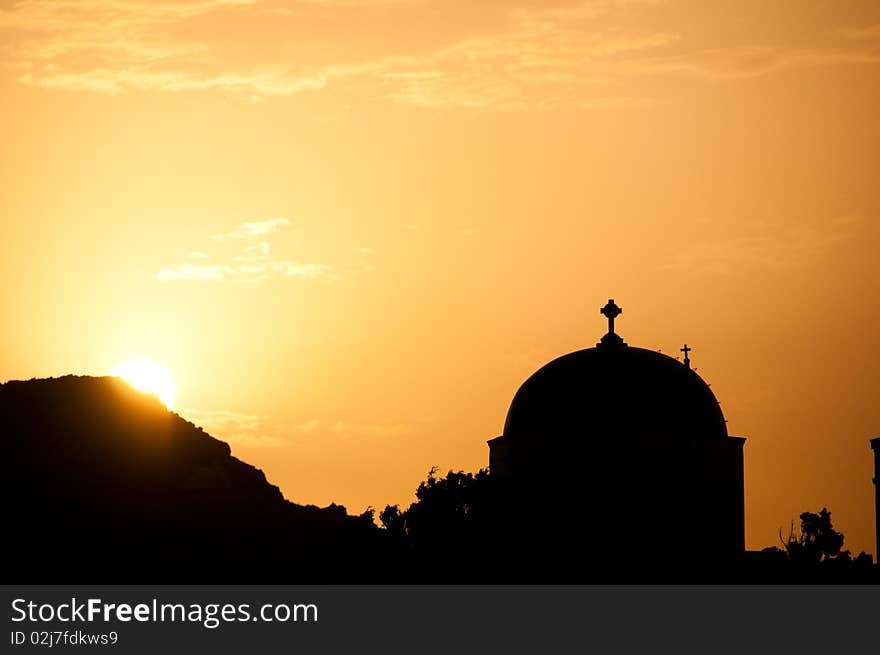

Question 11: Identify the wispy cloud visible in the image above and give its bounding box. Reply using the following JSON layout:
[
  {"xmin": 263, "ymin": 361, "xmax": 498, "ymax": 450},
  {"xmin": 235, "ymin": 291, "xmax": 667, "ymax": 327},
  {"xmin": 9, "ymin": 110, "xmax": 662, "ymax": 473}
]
[
  {"xmin": 2, "ymin": 1, "xmax": 878, "ymax": 107},
  {"xmin": 292, "ymin": 418, "xmax": 409, "ymax": 439},
  {"xmin": 836, "ymin": 24, "xmax": 880, "ymax": 41},
  {"xmin": 331, "ymin": 420, "xmax": 408, "ymax": 439},
  {"xmin": 178, "ymin": 409, "xmax": 411, "ymax": 447},
  {"xmin": 157, "ymin": 260, "xmax": 334, "ymax": 282},
  {"xmin": 157, "ymin": 262, "xmax": 223, "ymax": 281},
  {"xmin": 212, "ymin": 218, "xmax": 291, "ymax": 241},
  {"xmin": 661, "ymin": 218, "xmax": 861, "ymax": 275},
  {"xmin": 156, "ymin": 217, "xmax": 335, "ymax": 283},
  {"xmin": 233, "ymin": 241, "xmax": 271, "ymax": 262},
  {"xmin": 0, "ymin": 0, "xmax": 328, "ymax": 96},
  {"xmin": 15, "ymin": 69, "xmax": 328, "ymax": 96},
  {"xmin": 615, "ymin": 44, "xmax": 880, "ymax": 81},
  {"xmin": 575, "ymin": 95, "xmax": 657, "ymax": 109},
  {"xmin": 298, "ymin": 0, "xmax": 424, "ymax": 6},
  {"xmin": 295, "ymin": 418, "xmax": 322, "ymax": 433},
  {"xmin": 381, "ymin": 26, "xmax": 679, "ymax": 109},
  {"xmin": 178, "ymin": 407, "xmax": 290, "ymax": 448},
  {"xmin": 269, "ymin": 262, "xmax": 335, "ymax": 279}
]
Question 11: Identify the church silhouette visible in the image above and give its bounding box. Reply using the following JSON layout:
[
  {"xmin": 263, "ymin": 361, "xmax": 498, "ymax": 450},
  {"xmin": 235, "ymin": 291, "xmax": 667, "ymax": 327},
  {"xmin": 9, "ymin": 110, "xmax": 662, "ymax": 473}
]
[{"xmin": 487, "ymin": 300, "xmax": 745, "ymax": 580}]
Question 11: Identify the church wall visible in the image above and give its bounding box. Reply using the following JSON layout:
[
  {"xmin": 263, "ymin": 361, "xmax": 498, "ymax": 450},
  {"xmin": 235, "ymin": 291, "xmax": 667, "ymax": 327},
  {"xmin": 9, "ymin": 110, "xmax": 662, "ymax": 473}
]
[{"xmin": 487, "ymin": 432, "xmax": 746, "ymax": 573}]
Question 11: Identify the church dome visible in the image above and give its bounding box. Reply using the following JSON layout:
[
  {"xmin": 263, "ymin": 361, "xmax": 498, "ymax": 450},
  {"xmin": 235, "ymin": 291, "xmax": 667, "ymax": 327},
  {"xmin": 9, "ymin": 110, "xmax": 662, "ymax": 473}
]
[{"xmin": 503, "ymin": 300, "xmax": 728, "ymax": 440}]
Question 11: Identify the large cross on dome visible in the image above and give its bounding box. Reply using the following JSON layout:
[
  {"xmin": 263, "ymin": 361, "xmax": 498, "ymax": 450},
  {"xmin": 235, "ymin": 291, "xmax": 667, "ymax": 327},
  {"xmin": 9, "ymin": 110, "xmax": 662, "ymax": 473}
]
[{"xmin": 600, "ymin": 299, "xmax": 622, "ymax": 334}]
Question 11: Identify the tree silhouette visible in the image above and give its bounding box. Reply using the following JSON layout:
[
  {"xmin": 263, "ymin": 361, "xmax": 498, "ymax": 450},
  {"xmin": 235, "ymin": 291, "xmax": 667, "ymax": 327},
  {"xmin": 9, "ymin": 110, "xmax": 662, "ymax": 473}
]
[
  {"xmin": 378, "ymin": 504, "xmax": 406, "ymax": 540},
  {"xmin": 382, "ymin": 474, "xmax": 879, "ymax": 583},
  {"xmin": 781, "ymin": 508, "xmax": 845, "ymax": 564},
  {"xmin": 379, "ymin": 468, "xmax": 503, "ymax": 579},
  {"xmin": 762, "ymin": 507, "xmax": 875, "ymax": 582}
]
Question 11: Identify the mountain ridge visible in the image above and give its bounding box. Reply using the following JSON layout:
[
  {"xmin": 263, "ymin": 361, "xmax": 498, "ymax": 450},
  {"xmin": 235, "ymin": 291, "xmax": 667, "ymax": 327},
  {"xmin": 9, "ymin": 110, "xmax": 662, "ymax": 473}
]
[{"xmin": 1, "ymin": 375, "xmax": 381, "ymax": 582}]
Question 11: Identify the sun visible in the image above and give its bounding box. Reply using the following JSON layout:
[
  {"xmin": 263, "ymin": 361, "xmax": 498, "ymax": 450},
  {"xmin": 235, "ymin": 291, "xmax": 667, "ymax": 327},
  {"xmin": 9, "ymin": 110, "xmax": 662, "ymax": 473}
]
[{"xmin": 112, "ymin": 358, "xmax": 176, "ymax": 409}]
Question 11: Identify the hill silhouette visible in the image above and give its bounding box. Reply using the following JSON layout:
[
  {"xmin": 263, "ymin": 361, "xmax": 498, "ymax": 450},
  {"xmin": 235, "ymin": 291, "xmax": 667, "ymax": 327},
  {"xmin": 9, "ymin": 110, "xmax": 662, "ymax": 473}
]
[{"xmin": 1, "ymin": 376, "xmax": 381, "ymax": 582}]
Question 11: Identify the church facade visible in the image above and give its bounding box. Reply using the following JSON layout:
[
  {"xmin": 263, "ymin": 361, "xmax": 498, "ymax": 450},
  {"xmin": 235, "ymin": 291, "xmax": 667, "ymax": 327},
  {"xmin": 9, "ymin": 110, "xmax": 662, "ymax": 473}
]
[{"xmin": 488, "ymin": 300, "xmax": 746, "ymax": 578}]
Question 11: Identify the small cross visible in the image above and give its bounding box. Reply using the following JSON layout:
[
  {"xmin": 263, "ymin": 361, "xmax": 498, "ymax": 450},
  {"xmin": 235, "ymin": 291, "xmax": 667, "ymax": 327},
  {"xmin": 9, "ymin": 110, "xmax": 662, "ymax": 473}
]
[
  {"xmin": 600, "ymin": 299, "xmax": 622, "ymax": 334},
  {"xmin": 681, "ymin": 344, "xmax": 691, "ymax": 369}
]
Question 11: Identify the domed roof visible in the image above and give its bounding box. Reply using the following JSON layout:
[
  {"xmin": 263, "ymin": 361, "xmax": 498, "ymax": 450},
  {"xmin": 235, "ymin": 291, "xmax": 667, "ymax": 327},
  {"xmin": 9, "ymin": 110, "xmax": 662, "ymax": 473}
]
[{"xmin": 503, "ymin": 301, "xmax": 727, "ymax": 440}]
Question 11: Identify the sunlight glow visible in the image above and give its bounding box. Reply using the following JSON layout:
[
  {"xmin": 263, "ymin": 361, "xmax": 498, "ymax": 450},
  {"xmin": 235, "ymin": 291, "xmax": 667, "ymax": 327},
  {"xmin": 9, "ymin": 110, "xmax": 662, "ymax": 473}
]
[{"xmin": 112, "ymin": 358, "xmax": 176, "ymax": 409}]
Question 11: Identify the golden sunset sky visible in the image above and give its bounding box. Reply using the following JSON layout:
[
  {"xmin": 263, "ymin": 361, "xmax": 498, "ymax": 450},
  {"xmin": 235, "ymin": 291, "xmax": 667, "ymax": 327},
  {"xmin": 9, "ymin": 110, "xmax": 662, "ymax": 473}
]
[{"xmin": 2, "ymin": 0, "xmax": 879, "ymax": 554}]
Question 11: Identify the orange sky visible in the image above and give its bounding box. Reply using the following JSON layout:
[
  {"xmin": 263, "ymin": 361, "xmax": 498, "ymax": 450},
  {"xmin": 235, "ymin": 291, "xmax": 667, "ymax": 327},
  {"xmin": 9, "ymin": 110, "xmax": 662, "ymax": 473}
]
[{"xmin": 2, "ymin": 0, "xmax": 879, "ymax": 555}]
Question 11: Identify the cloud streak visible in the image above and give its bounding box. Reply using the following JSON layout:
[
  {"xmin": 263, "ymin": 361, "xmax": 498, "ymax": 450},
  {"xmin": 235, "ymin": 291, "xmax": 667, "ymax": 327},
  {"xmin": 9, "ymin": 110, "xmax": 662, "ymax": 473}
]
[
  {"xmin": 292, "ymin": 418, "xmax": 410, "ymax": 439},
  {"xmin": 212, "ymin": 218, "xmax": 291, "ymax": 241},
  {"xmin": 2, "ymin": 1, "xmax": 878, "ymax": 107},
  {"xmin": 177, "ymin": 409, "xmax": 411, "ymax": 447},
  {"xmin": 331, "ymin": 420, "xmax": 408, "ymax": 439},
  {"xmin": 157, "ymin": 263, "xmax": 223, "ymax": 281},
  {"xmin": 178, "ymin": 407, "xmax": 290, "ymax": 448},
  {"xmin": 156, "ymin": 217, "xmax": 335, "ymax": 283},
  {"xmin": 661, "ymin": 218, "xmax": 861, "ymax": 275}
]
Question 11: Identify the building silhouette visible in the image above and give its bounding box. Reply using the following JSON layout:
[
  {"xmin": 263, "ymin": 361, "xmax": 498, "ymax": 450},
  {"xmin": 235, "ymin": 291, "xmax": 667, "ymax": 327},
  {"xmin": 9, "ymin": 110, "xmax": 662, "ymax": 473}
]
[
  {"xmin": 487, "ymin": 300, "xmax": 746, "ymax": 579},
  {"xmin": 872, "ymin": 437, "xmax": 880, "ymax": 561}
]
